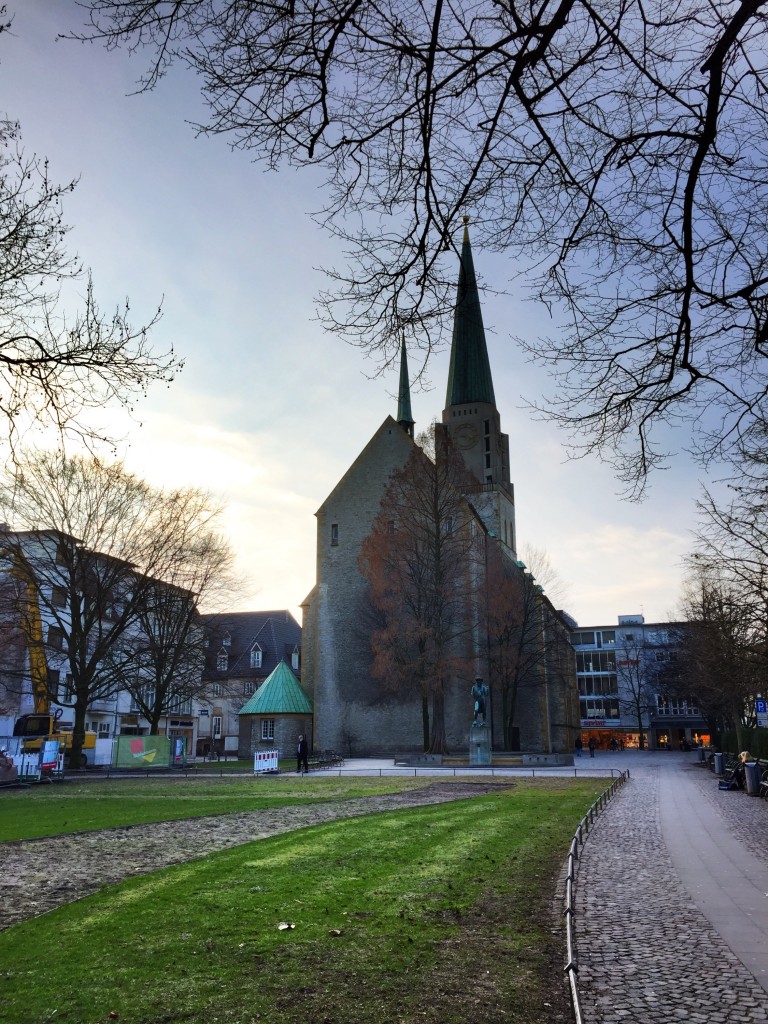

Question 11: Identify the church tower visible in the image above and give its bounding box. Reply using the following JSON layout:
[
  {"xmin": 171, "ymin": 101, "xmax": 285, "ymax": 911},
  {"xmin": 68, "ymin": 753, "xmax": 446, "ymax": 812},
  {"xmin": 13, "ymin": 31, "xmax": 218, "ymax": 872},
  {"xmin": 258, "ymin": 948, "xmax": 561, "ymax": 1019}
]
[
  {"xmin": 442, "ymin": 219, "xmax": 517, "ymax": 557},
  {"xmin": 396, "ymin": 336, "xmax": 415, "ymax": 438}
]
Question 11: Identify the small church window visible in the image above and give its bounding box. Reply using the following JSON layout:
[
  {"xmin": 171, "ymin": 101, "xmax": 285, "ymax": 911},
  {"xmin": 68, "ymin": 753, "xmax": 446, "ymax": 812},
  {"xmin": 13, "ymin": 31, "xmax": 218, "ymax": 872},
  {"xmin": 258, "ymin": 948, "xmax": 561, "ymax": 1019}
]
[
  {"xmin": 217, "ymin": 651, "xmax": 228, "ymax": 672},
  {"xmin": 484, "ymin": 419, "xmax": 490, "ymax": 434},
  {"xmin": 222, "ymin": 631, "xmax": 231, "ymax": 648},
  {"xmin": 261, "ymin": 718, "xmax": 275, "ymax": 740},
  {"xmin": 292, "ymin": 645, "xmax": 300, "ymax": 671},
  {"xmin": 250, "ymin": 646, "xmax": 262, "ymax": 669},
  {"xmin": 331, "ymin": 523, "xmax": 339, "ymax": 546},
  {"xmin": 485, "ymin": 454, "xmax": 491, "ymax": 468},
  {"xmin": 484, "ymin": 437, "xmax": 490, "ymax": 452}
]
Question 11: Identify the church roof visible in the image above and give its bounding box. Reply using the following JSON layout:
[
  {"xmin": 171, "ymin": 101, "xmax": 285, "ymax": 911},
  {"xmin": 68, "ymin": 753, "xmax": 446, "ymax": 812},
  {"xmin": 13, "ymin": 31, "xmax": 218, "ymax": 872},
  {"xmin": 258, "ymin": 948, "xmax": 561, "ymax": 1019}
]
[
  {"xmin": 445, "ymin": 223, "xmax": 496, "ymax": 407},
  {"xmin": 238, "ymin": 660, "xmax": 313, "ymax": 715},
  {"xmin": 396, "ymin": 336, "xmax": 415, "ymax": 430}
]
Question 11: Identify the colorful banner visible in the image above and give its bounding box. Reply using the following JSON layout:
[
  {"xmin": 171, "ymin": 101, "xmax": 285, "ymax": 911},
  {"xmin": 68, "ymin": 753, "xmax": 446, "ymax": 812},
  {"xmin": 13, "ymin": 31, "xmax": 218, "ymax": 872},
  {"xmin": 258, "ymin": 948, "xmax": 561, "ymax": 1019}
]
[{"xmin": 114, "ymin": 735, "xmax": 172, "ymax": 768}]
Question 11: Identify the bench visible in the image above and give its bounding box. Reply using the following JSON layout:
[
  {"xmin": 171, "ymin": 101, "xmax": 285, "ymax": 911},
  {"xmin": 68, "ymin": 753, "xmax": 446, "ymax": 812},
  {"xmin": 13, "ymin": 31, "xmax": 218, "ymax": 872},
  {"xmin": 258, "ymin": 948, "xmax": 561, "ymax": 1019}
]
[{"xmin": 307, "ymin": 750, "xmax": 344, "ymax": 770}]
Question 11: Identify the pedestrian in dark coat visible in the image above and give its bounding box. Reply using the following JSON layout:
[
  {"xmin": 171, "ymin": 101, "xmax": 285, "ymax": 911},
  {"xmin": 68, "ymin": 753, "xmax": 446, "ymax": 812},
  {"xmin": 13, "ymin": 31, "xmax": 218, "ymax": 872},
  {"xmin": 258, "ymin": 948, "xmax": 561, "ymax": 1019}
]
[
  {"xmin": 297, "ymin": 734, "xmax": 309, "ymax": 774},
  {"xmin": 575, "ymin": 736, "xmax": 583, "ymax": 757},
  {"xmin": 588, "ymin": 737, "xmax": 597, "ymax": 758}
]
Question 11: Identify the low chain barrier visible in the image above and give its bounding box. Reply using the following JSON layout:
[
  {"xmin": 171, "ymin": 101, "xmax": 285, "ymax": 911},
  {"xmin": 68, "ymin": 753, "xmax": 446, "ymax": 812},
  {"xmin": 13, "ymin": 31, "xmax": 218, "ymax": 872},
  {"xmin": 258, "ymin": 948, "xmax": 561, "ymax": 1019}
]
[{"xmin": 563, "ymin": 769, "xmax": 630, "ymax": 1024}]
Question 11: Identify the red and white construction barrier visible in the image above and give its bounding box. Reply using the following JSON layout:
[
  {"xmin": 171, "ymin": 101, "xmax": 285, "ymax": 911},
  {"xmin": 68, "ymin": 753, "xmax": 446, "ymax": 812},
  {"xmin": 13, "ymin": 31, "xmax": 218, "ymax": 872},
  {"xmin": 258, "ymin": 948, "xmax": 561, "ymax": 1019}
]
[{"xmin": 253, "ymin": 749, "xmax": 279, "ymax": 774}]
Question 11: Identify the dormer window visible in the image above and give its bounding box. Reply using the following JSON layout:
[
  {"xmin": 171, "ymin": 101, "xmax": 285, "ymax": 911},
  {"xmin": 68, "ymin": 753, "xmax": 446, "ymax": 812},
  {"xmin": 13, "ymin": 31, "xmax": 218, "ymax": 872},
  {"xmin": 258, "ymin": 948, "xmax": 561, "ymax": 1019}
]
[
  {"xmin": 291, "ymin": 645, "xmax": 300, "ymax": 672},
  {"xmin": 222, "ymin": 631, "xmax": 231, "ymax": 648},
  {"xmin": 250, "ymin": 645, "xmax": 262, "ymax": 669},
  {"xmin": 217, "ymin": 650, "xmax": 229, "ymax": 672}
]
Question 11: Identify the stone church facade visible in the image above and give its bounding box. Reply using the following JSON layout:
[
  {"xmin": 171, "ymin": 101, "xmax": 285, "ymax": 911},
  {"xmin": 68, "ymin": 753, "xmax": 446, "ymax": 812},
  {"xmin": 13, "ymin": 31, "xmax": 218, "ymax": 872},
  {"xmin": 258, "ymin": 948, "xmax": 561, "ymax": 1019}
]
[{"xmin": 302, "ymin": 224, "xmax": 579, "ymax": 756}]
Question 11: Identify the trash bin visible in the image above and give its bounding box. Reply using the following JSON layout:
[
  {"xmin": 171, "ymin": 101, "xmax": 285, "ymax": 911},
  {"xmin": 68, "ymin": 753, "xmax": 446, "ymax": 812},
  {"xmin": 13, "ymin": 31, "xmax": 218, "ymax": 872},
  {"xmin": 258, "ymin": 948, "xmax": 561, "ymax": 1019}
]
[
  {"xmin": 744, "ymin": 762, "xmax": 761, "ymax": 796},
  {"xmin": 714, "ymin": 752, "xmax": 724, "ymax": 774},
  {"xmin": 698, "ymin": 747, "xmax": 706, "ymax": 763}
]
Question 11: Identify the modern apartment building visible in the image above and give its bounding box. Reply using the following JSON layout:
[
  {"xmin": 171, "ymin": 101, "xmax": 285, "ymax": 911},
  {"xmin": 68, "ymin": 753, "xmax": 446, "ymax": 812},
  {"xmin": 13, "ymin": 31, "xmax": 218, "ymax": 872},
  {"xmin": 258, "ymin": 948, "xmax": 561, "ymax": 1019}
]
[{"xmin": 570, "ymin": 614, "xmax": 709, "ymax": 750}]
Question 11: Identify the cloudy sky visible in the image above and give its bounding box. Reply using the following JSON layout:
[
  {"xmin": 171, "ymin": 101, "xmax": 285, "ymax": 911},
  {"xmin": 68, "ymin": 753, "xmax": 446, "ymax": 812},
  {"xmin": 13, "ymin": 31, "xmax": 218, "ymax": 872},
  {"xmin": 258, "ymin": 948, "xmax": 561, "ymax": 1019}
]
[{"xmin": 2, "ymin": 1, "xmax": 712, "ymax": 627}]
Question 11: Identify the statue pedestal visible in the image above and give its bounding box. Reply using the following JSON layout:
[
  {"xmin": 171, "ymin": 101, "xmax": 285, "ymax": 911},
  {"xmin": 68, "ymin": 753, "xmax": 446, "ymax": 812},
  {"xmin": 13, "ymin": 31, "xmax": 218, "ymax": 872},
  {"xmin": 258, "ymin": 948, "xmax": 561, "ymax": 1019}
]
[{"xmin": 469, "ymin": 724, "xmax": 492, "ymax": 766}]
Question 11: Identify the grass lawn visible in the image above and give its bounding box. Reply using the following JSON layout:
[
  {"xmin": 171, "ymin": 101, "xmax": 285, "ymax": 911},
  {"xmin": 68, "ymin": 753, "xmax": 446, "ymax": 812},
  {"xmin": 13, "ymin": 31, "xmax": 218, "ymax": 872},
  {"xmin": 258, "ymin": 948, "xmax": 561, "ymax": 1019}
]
[
  {"xmin": 0, "ymin": 778, "xmax": 602, "ymax": 1024},
  {"xmin": 0, "ymin": 776, "xmax": 472, "ymax": 842}
]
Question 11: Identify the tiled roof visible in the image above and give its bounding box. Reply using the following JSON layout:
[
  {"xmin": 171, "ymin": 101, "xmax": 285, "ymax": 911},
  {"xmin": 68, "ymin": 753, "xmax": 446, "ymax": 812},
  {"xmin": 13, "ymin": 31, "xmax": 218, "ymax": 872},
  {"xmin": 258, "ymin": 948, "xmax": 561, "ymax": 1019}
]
[
  {"xmin": 238, "ymin": 660, "xmax": 312, "ymax": 715},
  {"xmin": 445, "ymin": 225, "xmax": 496, "ymax": 407},
  {"xmin": 201, "ymin": 609, "xmax": 301, "ymax": 680}
]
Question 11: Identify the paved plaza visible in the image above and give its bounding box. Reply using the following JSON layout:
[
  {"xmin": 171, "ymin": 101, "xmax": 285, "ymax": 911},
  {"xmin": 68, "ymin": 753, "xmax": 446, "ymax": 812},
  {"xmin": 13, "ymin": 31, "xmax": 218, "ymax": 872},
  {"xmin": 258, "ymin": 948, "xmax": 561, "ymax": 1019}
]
[{"xmin": 573, "ymin": 750, "xmax": 768, "ymax": 1022}]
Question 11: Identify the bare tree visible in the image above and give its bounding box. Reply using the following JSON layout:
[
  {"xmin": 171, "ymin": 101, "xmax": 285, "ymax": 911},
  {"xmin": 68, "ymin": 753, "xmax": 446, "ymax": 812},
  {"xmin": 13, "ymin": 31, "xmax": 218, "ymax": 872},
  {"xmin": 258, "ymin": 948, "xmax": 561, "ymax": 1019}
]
[
  {"xmin": 79, "ymin": 0, "xmax": 768, "ymax": 488},
  {"xmin": 519, "ymin": 543, "xmax": 572, "ymax": 612},
  {"xmin": 359, "ymin": 425, "xmax": 480, "ymax": 753},
  {"xmin": 614, "ymin": 634, "xmax": 658, "ymax": 751},
  {"xmin": 0, "ymin": 9, "xmax": 180, "ymax": 453},
  {"xmin": 678, "ymin": 566, "xmax": 763, "ymax": 747},
  {"xmin": 127, "ymin": 525, "xmax": 238, "ymax": 734},
  {"xmin": 0, "ymin": 451, "xmax": 233, "ymax": 764},
  {"xmin": 485, "ymin": 545, "xmax": 545, "ymax": 749}
]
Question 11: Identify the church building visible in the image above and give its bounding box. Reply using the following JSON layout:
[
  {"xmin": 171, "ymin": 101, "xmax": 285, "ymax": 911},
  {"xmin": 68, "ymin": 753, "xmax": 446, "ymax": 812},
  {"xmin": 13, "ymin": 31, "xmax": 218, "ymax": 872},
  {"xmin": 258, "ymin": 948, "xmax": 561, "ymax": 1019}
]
[{"xmin": 301, "ymin": 223, "xmax": 579, "ymax": 757}]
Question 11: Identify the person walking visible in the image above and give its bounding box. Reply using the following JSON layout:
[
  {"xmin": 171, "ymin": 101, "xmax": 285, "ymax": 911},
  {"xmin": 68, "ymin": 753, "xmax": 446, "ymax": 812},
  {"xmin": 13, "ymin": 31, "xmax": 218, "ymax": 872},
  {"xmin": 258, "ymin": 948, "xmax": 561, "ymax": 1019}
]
[
  {"xmin": 296, "ymin": 734, "xmax": 309, "ymax": 774},
  {"xmin": 588, "ymin": 737, "xmax": 596, "ymax": 758}
]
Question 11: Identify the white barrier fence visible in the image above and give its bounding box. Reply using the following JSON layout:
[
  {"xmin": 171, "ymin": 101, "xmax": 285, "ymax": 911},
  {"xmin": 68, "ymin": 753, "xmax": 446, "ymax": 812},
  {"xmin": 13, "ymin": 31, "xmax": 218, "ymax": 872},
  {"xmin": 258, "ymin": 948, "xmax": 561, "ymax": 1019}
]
[{"xmin": 253, "ymin": 749, "xmax": 279, "ymax": 774}]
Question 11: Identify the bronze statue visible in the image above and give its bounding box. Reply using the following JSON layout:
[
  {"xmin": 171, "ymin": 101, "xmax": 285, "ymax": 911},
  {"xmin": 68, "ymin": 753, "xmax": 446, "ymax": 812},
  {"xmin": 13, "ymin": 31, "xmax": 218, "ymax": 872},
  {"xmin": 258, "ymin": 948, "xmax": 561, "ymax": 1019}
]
[{"xmin": 471, "ymin": 678, "xmax": 488, "ymax": 727}]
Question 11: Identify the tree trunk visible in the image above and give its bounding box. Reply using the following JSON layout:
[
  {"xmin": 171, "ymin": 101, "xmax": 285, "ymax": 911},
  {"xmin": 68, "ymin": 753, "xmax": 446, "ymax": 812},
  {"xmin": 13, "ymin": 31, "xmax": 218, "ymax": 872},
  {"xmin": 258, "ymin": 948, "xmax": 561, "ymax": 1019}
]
[
  {"xmin": 421, "ymin": 694, "xmax": 430, "ymax": 752},
  {"xmin": 68, "ymin": 698, "xmax": 87, "ymax": 770},
  {"xmin": 428, "ymin": 685, "xmax": 447, "ymax": 754}
]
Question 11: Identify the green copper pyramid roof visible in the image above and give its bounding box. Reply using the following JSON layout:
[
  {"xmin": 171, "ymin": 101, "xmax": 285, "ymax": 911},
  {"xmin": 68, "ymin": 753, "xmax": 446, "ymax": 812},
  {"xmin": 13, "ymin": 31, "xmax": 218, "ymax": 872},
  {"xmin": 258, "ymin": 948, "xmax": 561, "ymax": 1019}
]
[
  {"xmin": 396, "ymin": 336, "xmax": 415, "ymax": 430},
  {"xmin": 238, "ymin": 660, "xmax": 313, "ymax": 715},
  {"xmin": 445, "ymin": 223, "xmax": 496, "ymax": 407}
]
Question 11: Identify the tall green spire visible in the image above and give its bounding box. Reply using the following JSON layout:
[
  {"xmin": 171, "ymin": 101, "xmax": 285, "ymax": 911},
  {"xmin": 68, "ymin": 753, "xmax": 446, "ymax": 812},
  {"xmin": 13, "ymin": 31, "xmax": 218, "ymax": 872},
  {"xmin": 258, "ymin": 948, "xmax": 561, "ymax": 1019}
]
[
  {"xmin": 397, "ymin": 335, "xmax": 415, "ymax": 436},
  {"xmin": 445, "ymin": 219, "xmax": 496, "ymax": 407}
]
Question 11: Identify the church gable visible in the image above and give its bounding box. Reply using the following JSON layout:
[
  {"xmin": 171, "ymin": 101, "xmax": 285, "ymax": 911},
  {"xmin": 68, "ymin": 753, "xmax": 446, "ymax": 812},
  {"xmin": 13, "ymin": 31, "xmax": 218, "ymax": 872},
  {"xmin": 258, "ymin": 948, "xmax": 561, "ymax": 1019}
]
[{"xmin": 316, "ymin": 416, "xmax": 416, "ymax": 518}]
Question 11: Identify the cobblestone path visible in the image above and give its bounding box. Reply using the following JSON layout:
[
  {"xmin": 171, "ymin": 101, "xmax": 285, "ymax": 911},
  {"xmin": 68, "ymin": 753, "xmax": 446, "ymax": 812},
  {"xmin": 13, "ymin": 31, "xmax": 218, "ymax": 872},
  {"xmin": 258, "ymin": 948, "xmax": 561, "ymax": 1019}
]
[{"xmin": 574, "ymin": 763, "xmax": 768, "ymax": 1023}]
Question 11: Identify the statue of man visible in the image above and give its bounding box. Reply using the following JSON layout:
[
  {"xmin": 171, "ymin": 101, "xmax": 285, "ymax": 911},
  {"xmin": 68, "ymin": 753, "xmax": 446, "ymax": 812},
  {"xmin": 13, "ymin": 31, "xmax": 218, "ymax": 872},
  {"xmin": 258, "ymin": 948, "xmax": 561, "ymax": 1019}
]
[{"xmin": 471, "ymin": 678, "xmax": 488, "ymax": 726}]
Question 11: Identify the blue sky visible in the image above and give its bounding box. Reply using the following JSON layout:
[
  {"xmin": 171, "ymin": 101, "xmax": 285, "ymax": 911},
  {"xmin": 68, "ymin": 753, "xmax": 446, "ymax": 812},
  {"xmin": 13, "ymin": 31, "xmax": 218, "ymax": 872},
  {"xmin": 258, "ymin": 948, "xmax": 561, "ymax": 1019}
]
[{"xmin": 1, "ymin": 1, "xmax": 711, "ymax": 626}]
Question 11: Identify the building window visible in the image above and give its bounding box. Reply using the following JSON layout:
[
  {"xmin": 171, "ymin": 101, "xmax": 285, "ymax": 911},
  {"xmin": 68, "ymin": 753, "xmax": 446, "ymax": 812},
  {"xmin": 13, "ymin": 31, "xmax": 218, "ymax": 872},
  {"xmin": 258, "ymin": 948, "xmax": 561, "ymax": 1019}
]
[
  {"xmin": 213, "ymin": 716, "xmax": 223, "ymax": 738},
  {"xmin": 212, "ymin": 683, "xmax": 223, "ymax": 697},
  {"xmin": 217, "ymin": 650, "xmax": 228, "ymax": 672},
  {"xmin": 250, "ymin": 646, "xmax": 262, "ymax": 669},
  {"xmin": 261, "ymin": 718, "xmax": 275, "ymax": 740},
  {"xmin": 292, "ymin": 646, "xmax": 300, "ymax": 672},
  {"xmin": 46, "ymin": 625, "xmax": 65, "ymax": 651},
  {"xmin": 483, "ymin": 419, "xmax": 490, "ymax": 434},
  {"xmin": 58, "ymin": 673, "xmax": 74, "ymax": 702},
  {"xmin": 243, "ymin": 681, "xmax": 256, "ymax": 697},
  {"xmin": 50, "ymin": 585, "xmax": 67, "ymax": 609},
  {"xmin": 484, "ymin": 453, "xmax": 491, "ymax": 468},
  {"xmin": 98, "ymin": 723, "xmax": 110, "ymax": 737},
  {"xmin": 331, "ymin": 523, "xmax": 339, "ymax": 546},
  {"xmin": 571, "ymin": 631, "xmax": 596, "ymax": 646},
  {"xmin": 222, "ymin": 632, "xmax": 231, "ymax": 648},
  {"xmin": 576, "ymin": 650, "xmax": 616, "ymax": 673}
]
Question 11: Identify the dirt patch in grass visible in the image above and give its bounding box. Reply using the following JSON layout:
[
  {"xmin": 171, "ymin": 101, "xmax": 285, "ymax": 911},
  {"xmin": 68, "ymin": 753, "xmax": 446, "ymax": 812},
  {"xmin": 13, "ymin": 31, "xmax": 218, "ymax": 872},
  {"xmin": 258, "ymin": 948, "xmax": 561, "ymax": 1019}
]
[{"xmin": 0, "ymin": 781, "xmax": 508, "ymax": 932}]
